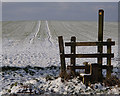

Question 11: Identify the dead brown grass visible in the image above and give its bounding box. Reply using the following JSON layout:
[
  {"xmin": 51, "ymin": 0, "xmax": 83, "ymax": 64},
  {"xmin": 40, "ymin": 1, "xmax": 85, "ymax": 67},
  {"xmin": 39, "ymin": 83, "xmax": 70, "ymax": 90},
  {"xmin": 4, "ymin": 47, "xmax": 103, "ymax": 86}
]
[
  {"xmin": 103, "ymin": 75, "xmax": 120, "ymax": 87},
  {"xmin": 59, "ymin": 70, "xmax": 79, "ymax": 81}
]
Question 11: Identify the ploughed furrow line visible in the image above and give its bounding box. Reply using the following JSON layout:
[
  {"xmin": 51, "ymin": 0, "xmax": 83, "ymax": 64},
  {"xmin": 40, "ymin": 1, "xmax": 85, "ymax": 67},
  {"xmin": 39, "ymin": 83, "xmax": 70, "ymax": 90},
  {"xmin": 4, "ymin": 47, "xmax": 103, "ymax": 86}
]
[
  {"xmin": 46, "ymin": 21, "xmax": 53, "ymax": 46},
  {"xmin": 29, "ymin": 21, "xmax": 41, "ymax": 44}
]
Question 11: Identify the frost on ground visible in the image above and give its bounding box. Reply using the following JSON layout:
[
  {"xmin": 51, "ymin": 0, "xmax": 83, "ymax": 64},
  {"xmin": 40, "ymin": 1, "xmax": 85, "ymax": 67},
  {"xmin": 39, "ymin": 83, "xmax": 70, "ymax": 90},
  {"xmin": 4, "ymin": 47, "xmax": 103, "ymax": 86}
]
[
  {"xmin": 1, "ymin": 21, "xmax": 120, "ymax": 95},
  {"xmin": 0, "ymin": 66, "xmax": 120, "ymax": 95},
  {"xmin": 2, "ymin": 21, "xmax": 119, "ymax": 67}
]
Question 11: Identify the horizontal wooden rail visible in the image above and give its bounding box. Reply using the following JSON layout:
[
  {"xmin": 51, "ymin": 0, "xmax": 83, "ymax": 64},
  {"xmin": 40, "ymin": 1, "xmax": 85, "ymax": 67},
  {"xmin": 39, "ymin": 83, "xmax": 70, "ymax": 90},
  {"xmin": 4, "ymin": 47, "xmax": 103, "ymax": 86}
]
[
  {"xmin": 67, "ymin": 65, "xmax": 113, "ymax": 69},
  {"xmin": 65, "ymin": 41, "xmax": 115, "ymax": 46},
  {"xmin": 64, "ymin": 53, "xmax": 114, "ymax": 58},
  {"xmin": 102, "ymin": 65, "xmax": 113, "ymax": 69},
  {"xmin": 67, "ymin": 65, "xmax": 86, "ymax": 69}
]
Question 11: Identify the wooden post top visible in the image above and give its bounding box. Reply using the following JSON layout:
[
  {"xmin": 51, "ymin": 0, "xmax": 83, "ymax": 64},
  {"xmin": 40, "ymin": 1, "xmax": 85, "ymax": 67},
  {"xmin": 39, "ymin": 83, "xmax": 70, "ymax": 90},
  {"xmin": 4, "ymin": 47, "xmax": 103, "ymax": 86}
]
[
  {"xmin": 98, "ymin": 9, "xmax": 104, "ymax": 42},
  {"xmin": 99, "ymin": 9, "xmax": 104, "ymax": 15}
]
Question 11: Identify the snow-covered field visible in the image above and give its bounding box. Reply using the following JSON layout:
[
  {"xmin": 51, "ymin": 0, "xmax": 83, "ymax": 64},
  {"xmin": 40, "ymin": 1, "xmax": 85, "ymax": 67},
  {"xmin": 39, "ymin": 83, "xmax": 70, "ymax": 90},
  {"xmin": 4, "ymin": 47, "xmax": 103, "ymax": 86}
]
[
  {"xmin": 1, "ymin": 20, "xmax": 120, "ymax": 95},
  {"xmin": 2, "ymin": 20, "xmax": 118, "ymax": 67}
]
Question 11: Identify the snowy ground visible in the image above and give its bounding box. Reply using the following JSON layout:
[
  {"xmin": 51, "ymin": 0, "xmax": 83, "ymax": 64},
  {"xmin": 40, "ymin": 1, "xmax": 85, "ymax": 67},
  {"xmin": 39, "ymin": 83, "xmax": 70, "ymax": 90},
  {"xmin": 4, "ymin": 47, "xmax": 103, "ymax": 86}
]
[
  {"xmin": 2, "ymin": 21, "xmax": 119, "ymax": 67},
  {"xmin": 0, "ymin": 66, "xmax": 120, "ymax": 95},
  {"xmin": 1, "ymin": 20, "xmax": 120, "ymax": 95}
]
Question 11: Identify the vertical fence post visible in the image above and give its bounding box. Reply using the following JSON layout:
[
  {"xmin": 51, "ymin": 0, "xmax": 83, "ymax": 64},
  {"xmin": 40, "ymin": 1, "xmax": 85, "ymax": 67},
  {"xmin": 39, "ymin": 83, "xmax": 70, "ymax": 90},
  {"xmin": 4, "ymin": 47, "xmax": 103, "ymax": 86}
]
[
  {"xmin": 58, "ymin": 36, "xmax": 66, "ymax": 78},
  {"xmin": 107, "ymin": 38, "xmax": 112, "ymax": 78},
  {"xmin": 83, "ymin": 62, "xmax": 90, "ymax": 74},
  {"xmin": 90, "ymin": 63, "xmax": 99, "ymax": 83},
  {"xmin": 71, "ymin": 36, "xmax": 76, "ymax": 74},
  {"xmin": 97, "ymin": 9, "xmax": 104, "ymax": 80}
]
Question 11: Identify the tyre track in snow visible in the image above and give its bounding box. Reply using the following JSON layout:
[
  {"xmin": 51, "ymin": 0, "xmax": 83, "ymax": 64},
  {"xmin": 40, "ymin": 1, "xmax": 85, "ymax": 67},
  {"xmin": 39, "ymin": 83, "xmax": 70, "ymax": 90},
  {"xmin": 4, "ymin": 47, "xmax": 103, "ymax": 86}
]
[
  {"xmin": 46, "ymin": 21, "xmax": 53, "ymax": 46},
  {"xmin": 29, "ymin": 21, "xmax": 41, "ymax": 44}
]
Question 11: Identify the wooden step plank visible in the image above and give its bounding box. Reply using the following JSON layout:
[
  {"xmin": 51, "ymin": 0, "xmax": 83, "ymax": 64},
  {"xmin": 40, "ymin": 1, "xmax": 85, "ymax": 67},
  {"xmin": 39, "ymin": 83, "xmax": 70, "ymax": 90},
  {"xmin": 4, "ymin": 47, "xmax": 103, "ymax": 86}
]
[
  {"xmin": 67, "ymin": 65, "xmax": 113, "ymax": 69},
  {"xmin": 67, "ymin": 65, "xmax": 86, "ymax": 69},
  {"xmin": 65, "ymin": 41, "xmax": 115, "ymax": 46}
]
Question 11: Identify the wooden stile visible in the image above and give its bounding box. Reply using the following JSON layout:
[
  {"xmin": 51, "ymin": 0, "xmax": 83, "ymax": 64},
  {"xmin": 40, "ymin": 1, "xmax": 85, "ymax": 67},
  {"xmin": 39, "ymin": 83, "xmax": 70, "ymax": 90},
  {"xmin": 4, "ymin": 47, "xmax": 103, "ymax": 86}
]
[
  {"xmin": 98, "ymin": 9, "xmax": 104, "ymax": 42},
  {"xmin": 67, "ymin": 65, "xmax": 86, "ymax": 69},
  {"xmin": 98, "ymin": 9, "xmax": 104, "ymax": 80},
  {"xmin": 67, "ymin": 65, "xmax": 113, "ymax": 70},
  {"xmin": 64, "ymin": 53, "xmax": 114, "ymax": 58},
  {"xmin": 58, "ymin": 36, "xmax": 66, "ymax": 78},
  {"xmin": 65, "ymin": 41, "xmax": 115, "ymax": 46},
  {"xmin": 107, "ymin": 38, "xmax": 113, "ymax": 78},
  {"xmin": 70, "ymin": 36, "xmax": 76, "ymax": 74},
  {"xmin": 90, "ymin": 63, "xmax": 100, "ymax": 82},
  {"xmin": 58, "ymin": 9, "xmax": 115, "ymax": 83},
  {"xmin": 83, "ymin": 62, "xmax": 90, "ymax": 74}
]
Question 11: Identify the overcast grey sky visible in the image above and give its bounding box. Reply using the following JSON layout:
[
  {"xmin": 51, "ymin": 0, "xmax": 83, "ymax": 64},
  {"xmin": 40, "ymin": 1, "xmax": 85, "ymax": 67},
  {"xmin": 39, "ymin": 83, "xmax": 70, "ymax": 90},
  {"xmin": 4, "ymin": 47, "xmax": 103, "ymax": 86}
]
[
  {"xmin": 2, "ymin": 2, "xmax": 118, "ymax": 21},
  {"xmin": 2, "ymin": 0, "xmax": 119, "ymax": 2}
]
